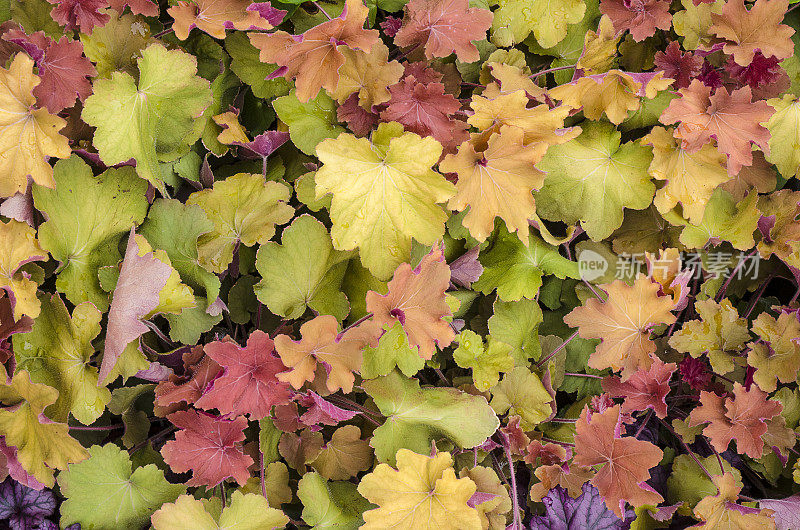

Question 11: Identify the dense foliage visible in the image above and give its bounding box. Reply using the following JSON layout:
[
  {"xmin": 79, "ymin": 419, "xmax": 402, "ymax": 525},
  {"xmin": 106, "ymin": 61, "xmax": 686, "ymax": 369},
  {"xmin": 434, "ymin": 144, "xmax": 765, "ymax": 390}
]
[{"xmin": 2, "ymin": 0, "xmax": 800, "ymax": 527}]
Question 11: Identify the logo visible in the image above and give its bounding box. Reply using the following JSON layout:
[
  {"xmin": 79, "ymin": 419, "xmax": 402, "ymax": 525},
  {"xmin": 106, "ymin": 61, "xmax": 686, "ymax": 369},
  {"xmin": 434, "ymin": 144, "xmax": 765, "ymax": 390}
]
[{"xmin": 578, "ymin": 249, "xmax": 608, "ymax": 281}]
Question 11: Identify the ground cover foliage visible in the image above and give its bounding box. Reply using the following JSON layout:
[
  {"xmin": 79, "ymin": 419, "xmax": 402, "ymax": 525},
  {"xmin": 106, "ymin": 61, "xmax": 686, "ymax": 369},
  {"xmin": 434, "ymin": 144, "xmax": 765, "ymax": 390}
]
[{"xmin": 2, "ymin": 0, "xmax": 800, "ymax": 527}]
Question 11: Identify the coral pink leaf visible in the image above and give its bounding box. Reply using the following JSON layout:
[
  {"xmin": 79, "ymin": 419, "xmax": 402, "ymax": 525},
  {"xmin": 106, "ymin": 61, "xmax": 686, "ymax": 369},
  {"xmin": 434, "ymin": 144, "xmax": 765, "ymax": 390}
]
[
  {"xmin": 161, "ymin": 409, "xmax": 253, "ymax": 487},
  {"xmin": 194, "ymin": 331, "xmax": 293, "ymax": 419}
]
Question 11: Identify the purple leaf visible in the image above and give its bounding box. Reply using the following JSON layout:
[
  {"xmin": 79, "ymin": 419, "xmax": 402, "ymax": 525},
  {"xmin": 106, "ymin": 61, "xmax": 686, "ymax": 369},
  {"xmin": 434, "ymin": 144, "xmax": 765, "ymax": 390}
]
[
  {"xmin": 0, "ymin": 478, "xmax": 56, "ymax": 530},
  {"xmin": 296, "ymin": 391, "xmax": 358, "ymax": 430},
  {"xmin": 246, "ymin": 3, "xmax": 286, "ymax": 26},
  {"xmin": 530, "ymin": 484, "xmax": 633, "ymax": 530},
  {"xmin": 450, "ymin": 246, "xmax": 483, "ymax": 288},
  {"xmin": 235, "ymin": 130, "xmax": 290, "ymax": 159},
  {"xmin": 759, "ymin": 495, "xmax": 800, "ymax": 530}
]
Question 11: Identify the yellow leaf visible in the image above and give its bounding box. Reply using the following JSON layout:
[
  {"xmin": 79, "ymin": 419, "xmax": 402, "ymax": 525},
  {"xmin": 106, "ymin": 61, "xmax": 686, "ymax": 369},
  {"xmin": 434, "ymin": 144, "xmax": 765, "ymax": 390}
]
[
  {"xmin": 468, "ymin": 90, "xmax": 579, "ymax": 145},
  {"xmin": 357, "ymin": 449, "xmax": 482, "ymax": 530},
  {"xmin": 549, "ymin": 70, "xmax": 673, "ymax": 125},
  {"xmin": 0, "ymin": 219, "xmax": 46, "ymax": 321},
  {"xmin": 641, "ymin": 126, "xmax": 730, "ymax": 223},
  {"xmin": 692, "ymin": 474, "xmax": 776, "ymax": 529},
  {"xmin": 0, "ymin": 54, "xmax": 70, "ymax": 198},
  {"xmin": 315, "ymin": 123, "xmax": 454, "ymax": 279},
  {"xmin": 0, "ymin": 371, "xmax": 88, "ymax": 487},
  {"xmin": 329, "ymin": 42, "xmax": 403, "ymax": 108}
]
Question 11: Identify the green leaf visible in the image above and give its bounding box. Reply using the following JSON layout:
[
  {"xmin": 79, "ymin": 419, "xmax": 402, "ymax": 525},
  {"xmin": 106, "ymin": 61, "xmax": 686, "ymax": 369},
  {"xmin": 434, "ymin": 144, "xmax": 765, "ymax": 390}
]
[
  {"xmin": 473, "ymin": 227, "xmax": 579, "ymax": 301},
  {"xmin": 274, "ymin": 89, "xmax": 345, "ymax": 156},
  {"xmin": 107, "ymin": 384, "xmax": 154, "ymax": 449},
  {"xmin": 361, "ymin": 322, "xmax": 425, "ymax": 379},
  {"xmin": 140, "ymin": 198, "xmax": 221, "ymax": 306},
  {"xmin": 363, "ymin": 370, "xmax": 500, "ymax": 464},
  {"xmin": 82, "ymin": 43, "xmax": 212, "ymax": 194},
  {"xmin": 255, "ymin": 214, "xmax": 352, "ymax": 320},
  {"xmin": 59, "ymin": 444, "xmax": 185, "ymax": 530},
  {"xmin": 187, "ymin": 173, "xmax": 294, "ymax": 273},
  {"xmin": 33, "ymin": 156, "xmax": 148, "ymax": 311},
  {"xmin": 298, "ymin": 472, "xmax": 372, "ymax": 529},
  {"xmin": 677, "ymin": 189, "xmax": 760, "ymax": 251},
  {"xmin": 165, "ymin": 296, "xmax": 224, "ymax": 345},
  {"xmin": 491, "ymin": 0, "xmax": 586, "ymax": 48},
  {"xmin": 487, "ymin": 298, "xmax": 543, "ymax": 364},
  {"xmin": 535, "ymin": 121, "xmax": 655, "ymax": 241},
  {"xmin": 454, "ymin": 331, "xmax": 515, "ymax": 391},
  {"xmin": 666, "ymin": 454, "xmax": 740, "ymax": 508},
  {"xmin": 226, "ymin": 31, "xmax": 292, "ymax": 99},
  {"xmin": 490, "ymin": 366, "xmax": 553, "ymax": 430},
  {"xmin": 80, "ymin": 11, "xmax": 153, "ymax": 78},
  {"xmin": 151, "ymin": 491, "xmax": 288, "ymax": 530},
  {"xmin": 12, "ymin": 294, "xmax": 109, "ymax": 425}
]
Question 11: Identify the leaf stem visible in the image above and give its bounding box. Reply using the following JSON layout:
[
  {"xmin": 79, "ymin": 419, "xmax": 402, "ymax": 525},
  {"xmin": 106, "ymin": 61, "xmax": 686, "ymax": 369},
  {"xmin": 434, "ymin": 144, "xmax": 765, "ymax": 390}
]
[
  {"xmin": 744, "ymin": 272, "xmax": 774, "ymax": 319},
  {"xmin": 548, "ymin": 417, "xmax": 578, "ymax": 423},
  {"xmin": 336, "ymin": 312, "xmax": 374, "ymax": 340},
  {"xmin": 564, "ymin": 372, "xmax": 602, "ymax": 379},
  {"xmin": 634, "ymin": 410, "xmax": 653, "ymax": 439},
  {"xmin": 530, "ymin": 64, "xmax": 577, "ymax": 79},
  {"xmin": 260, "ymin": 452, "xmax": 268, "ymax": 500},
  {"xmin": 541, "ymin": 437, "xmax": 575, "ymax": 447},
  {"xmin": 152, "ymin": 27, "xmax": 174, "ymax": 39},
  {"xmin": 536, "ymin": 330, "xmax": 579, "ymax": 368},
  {"xmin": 658, "ymin": 418, "xmax": 715, "ymax": 483},
  {"xmin": 499, "ymin": 431, "xmax": 522, "ymax": 530},
  {"xmin": 715, "ymin": 249, "xmax": 758, "ymax": 302},
  {"xmin": 313, "ymin": 1, "xmax": 332, "ymax": 19}
]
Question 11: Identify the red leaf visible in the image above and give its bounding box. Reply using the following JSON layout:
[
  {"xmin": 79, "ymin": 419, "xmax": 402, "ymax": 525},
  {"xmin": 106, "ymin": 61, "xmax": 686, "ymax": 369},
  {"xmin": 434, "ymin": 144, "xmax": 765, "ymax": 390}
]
[
  {"xmin": 154, "ymin": 346, "xmax": 222, "ymax": 416},
  {"xmin": 4, "ymin": 30, "xmax": 97, "ymax": 113},
  {"xmin": 602, "ymin": 358, "xmax": 677, "ymax": 419},
  {"xmin": 194, "ymin": 330, "xmax": 293, "ymax": 419},
  {"xmin": 653, "ymin": 42, "xmax": 702, "ymax": 90},
  {"xmin": 107, "ymin": 0, "xmax": 159, "ymax": 16},
  {"xmin": 161, "ymin": 409, "xmax": 253, "ymax": 487},
  {"xmin": 47, "ymin": 0, "xmax": 110, "ymax": 32},
  {"xmin": 337, "ymin": 93, "xmax": 379, "ymax": 136},
  {"xmin": 688, "ymin": 382, "xmax": 782, "ymax": 458},
  {"xmin": 599, "ymin": 0, "xmax": 672, "ymax": 42},
  {"xmin": 574, "ymin": 404, "xmax": 664, "ymax": 517},
  {"xmin": 394, "ymin": 0, "xmax": 493, "ymax": 62},
  {"xmin": 380, "ymin": 75, "xmax": 468, "ymax": 153},
  {"xmin": 296, "ymin": 391, "xmax": 358, "ymax": 430}
]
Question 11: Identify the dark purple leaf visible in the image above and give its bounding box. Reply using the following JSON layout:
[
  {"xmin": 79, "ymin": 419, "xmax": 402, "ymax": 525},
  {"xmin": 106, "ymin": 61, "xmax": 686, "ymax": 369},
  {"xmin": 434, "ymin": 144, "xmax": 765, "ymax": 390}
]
[
  {"xmin": 530, "ymin": 484, "xmax": 633, "ymax": 530},
  {"xmin": 0, "ymin": 478, "xmax": 56, "ymax": 530}
]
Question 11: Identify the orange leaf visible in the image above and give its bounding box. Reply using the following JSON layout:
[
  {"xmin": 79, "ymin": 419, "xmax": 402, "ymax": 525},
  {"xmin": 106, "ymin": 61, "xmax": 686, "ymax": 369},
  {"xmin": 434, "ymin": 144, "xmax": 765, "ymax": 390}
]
[
  {"xmin": 440, "ymin": 126, "xmax": 548, "ymax": 243},
  {"xmin": 366, "ymin": 246, "xmax": 454, "ymax": 360},
  {"xmin": 564, "ymin": 275, "xmax": 676, "ymax": 381},
  {"xmin": 394, "ymin": 0, "xmax": 493, "ymax": 62},
  {"xmin": 249, "ymin": 0, "xmax": 379, "ymax": 102},
  {"xmin": 660, "ymin": 80, "xmax": 774, "ymax": 175},
  {"xmin": 274, "ymin": 315, "xmax": 378, "ymax": 394},
  {"xmin": 709, "ymin": 0, "xmax": 794, "ymax": 67},
  {"xmin": 574, "ymin": 404, "xmax": 664, "ymax": 517},
  {"xmin": 688, "ymin": 382, "xmax": 782, "ymax": 458},
  {"xmin": 168, "ymin": 0, "xmax": 284, "ymax": 40}
]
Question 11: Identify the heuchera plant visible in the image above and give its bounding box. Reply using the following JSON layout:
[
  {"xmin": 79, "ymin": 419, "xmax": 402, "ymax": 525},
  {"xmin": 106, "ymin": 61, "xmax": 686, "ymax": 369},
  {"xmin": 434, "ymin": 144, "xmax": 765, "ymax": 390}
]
[{"xmin": 3, "ymin": 0, "xmax": 800, "ymax": 526}]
